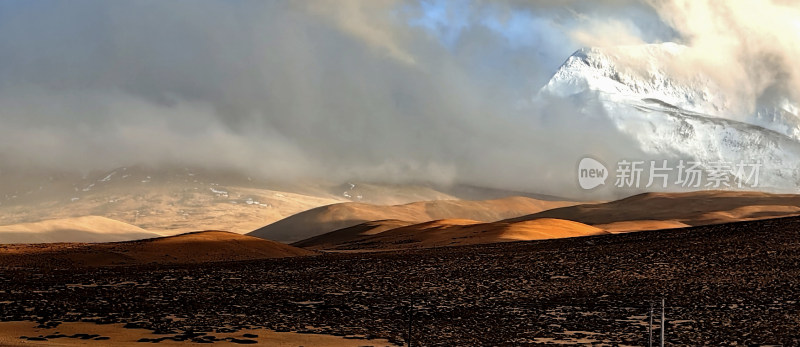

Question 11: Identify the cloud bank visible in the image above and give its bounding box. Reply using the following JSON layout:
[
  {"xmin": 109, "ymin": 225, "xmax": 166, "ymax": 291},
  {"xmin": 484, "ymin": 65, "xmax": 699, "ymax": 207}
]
[{"xmin": 0, "ymin": 0, "xmax": 797, "ymax": 197}]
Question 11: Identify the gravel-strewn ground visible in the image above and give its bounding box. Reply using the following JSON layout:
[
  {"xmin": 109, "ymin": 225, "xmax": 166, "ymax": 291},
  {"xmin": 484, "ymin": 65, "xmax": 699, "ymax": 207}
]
[{"xmin": 2, "ymin": 216, "xmax": 800, "ymax": 345}]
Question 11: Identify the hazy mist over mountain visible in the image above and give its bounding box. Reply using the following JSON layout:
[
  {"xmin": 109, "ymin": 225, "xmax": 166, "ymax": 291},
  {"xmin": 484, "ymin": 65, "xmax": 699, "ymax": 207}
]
[{"xmin": 2, "ymin": 0, "xmax": 799, "ymax": 197}]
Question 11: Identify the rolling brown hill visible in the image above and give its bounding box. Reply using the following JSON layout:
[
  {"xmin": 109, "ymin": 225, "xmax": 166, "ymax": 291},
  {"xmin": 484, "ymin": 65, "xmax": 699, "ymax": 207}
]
[
  {"xmin": 292, "ymin": 219, "xmax": 416, "ymax": 249},
  {"xmin": 249, "ymin": 197, "xmax": 579, "ymax": 243},
  {"xmin": 0, "ymin": 231, "xmax": 316, "ymax": 268},
  {"xmin": 300, "ymin": 218, "xmax": 607, "ymax": 251},
  {"xmin": 0, "ymin": 216, "xmax": 162, "ymax": 244},
  {"xmin": 295, "ymin": 190, "xmax": 800, "ymax": 251},
  {"xmin": 505, "ymin": 190, "xmax": 800, "ymax": 232}
]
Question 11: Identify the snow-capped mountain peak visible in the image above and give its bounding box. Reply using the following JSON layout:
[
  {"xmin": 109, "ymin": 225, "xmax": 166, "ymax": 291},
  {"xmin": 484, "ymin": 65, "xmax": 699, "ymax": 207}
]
[
  {"xmin": 542, "ymin": 43, "xmax": 736, "ymax": 117},
  {"xmin": 537, "ymin": 42, "xmax": 800, "ymax": 192}
]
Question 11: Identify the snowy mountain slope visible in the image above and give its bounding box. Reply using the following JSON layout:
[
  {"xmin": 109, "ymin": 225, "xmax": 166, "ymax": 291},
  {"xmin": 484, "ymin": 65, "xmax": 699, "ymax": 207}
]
[
  {"xmin": 538, "ymin": 43, "xmax": 800, "ymax": 190},
  {"xmin": 542, "ymin": 43, "xmax": 732, "ymax": 116}
]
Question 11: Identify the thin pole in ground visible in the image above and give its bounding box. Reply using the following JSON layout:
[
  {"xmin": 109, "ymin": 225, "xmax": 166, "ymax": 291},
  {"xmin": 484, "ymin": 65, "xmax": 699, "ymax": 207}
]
[
  {"xmin": 407, "ymin": 295, "xmax": 414, "ymax": 347},
  {"xmin": 660, "ymin": 297, "xmax": 665, "ymax": 347},
  {"xmin": 648, "ymin": 302, "xmax": 654, "ymax": 347}
]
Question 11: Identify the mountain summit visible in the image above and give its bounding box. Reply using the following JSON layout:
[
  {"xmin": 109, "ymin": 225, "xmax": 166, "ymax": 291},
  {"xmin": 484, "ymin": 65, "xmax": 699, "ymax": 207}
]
[{"xmin": 538, "ymin": 42, "xmax": 800, "ymax": 191}]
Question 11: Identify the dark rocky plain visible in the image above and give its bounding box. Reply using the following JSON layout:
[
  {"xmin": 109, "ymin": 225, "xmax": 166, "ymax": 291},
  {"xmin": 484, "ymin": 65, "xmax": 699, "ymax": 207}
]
[{"xmin": 2, "ymin": 216, "xmax": 800, "ymax": 345}]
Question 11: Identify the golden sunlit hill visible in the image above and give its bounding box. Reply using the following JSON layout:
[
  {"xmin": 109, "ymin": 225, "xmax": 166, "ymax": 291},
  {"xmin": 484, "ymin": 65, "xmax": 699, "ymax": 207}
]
[
  {"xmin": 0, "ymin": 216, "xmax": 161, "ymax": 244},
  {"xmin": 300, "ymin": 218, "xmax": 607, "ymax": 251},
  {"xmin": 292, "ymin": 219, "xmax": 416, "ymax": 249},
  {"xmin": 0, "ymin": 231, "xmax": 316, "ymax": 268},
  {"xmin": 506, "ymin": 191, "xmax": 800, "ymax": 232},
  {"xmin": 249, "ymin": 197, "xmax": 579, "ymax": 242}
]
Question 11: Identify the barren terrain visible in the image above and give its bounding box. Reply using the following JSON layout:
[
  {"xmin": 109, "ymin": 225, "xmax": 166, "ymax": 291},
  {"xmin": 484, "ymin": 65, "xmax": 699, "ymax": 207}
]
[{"xmin": 1, "ymin": 216, "xmax": 799, "ymax": 345}]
